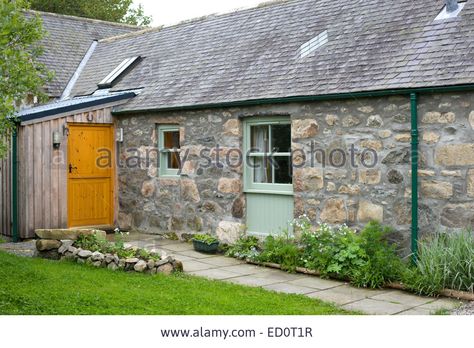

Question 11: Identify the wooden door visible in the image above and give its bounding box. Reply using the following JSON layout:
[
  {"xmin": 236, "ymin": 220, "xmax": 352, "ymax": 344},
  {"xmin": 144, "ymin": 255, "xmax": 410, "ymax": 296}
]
[{"xmin": 67, "ymin": 124, "xmax": 114, "ymax": 227}]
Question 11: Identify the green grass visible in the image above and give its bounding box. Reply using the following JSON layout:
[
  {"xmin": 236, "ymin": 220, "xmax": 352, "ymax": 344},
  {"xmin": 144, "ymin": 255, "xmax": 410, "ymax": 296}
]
[
  {"xmin": 432, "ymin": 308, "xmax": 451, "ymax": 315},
  {"xmin": 0, "ymin": 251, "xmax": 353, "ymax": 315}
]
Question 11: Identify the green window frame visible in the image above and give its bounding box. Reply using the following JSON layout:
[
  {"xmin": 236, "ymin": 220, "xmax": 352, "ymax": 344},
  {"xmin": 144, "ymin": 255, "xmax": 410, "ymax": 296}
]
[
  {"xmin": 157, "ymin": 125, "xmax": 181, "ymax": 177},
  {"xmin": 243, "ymin": 117, "xmax": 293, "ymax": 195}
]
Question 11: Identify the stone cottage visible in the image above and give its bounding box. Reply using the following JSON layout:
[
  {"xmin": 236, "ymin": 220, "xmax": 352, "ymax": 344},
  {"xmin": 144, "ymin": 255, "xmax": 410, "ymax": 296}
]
[{"xmin": 2, "ymin": 0, "xmax": 474, "ymax": 255}]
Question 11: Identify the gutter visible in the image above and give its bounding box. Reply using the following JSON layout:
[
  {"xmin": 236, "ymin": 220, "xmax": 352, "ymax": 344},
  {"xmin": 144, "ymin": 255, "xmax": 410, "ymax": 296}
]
[
  {"xmin": 112, "ymin": 84, "xmax": 474, "ymax": 114},
  {"xmin": 11, "ymin": 127, "xmax": 19, "ymax": 242},
  {"xmin": 20, "ymin": 92, "xmax": 136, "ymax": 122}
]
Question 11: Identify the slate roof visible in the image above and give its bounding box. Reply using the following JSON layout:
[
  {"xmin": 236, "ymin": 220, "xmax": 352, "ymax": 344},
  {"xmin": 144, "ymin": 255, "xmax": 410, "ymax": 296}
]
[
  {"xmin": 27, "ymin": 11, "xmax": 141, "ymax": 97},
  {"xmin": 68, "ymin": 0, "xmax": 474, "ymax": 112}
]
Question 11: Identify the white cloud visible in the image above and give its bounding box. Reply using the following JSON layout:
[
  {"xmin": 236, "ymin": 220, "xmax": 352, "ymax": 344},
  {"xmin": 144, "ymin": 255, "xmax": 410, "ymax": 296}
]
[{"xmin": 135, "ymin": 0, "xmax": 265, "ymax": 26}]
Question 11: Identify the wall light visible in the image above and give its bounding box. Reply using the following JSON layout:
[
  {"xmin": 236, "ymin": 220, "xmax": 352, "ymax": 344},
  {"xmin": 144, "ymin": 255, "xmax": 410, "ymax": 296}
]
[{"xmin": 53, "ymin": 131, "xmax": 61, "ymax": 149}]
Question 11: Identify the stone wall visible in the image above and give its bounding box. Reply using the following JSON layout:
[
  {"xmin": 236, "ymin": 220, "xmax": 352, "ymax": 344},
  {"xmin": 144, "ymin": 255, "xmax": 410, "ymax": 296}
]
[
  {"xmin": 116, "ymin": 91, "xmax": 474, "ymax": 252},
  {"xmin": 116, "ymin": 112, "xmax": 244, "ymax": 241}
]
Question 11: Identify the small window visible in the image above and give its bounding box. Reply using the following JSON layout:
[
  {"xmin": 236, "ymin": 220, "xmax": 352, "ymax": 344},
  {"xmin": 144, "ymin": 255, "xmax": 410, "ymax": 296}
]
[
  {"xmin": 158, "ymin": 125, "xmax": 181, "ymax": 177},
  {"xmin": 246, "ymin": 120, "xmax": 292, "ymax": 187},
  {"xmin": 298, "ymin": 30, "xmax": 328, "ymax": 58},
  {"xmin": 98, "ymin": 56, "xmax": 141, "ymax": 89}
]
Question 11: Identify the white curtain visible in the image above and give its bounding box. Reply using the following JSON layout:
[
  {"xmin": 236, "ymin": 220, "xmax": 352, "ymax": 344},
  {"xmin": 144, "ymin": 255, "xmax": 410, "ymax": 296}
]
[{"xmin": 252, "ymin": 126, "xmax": 269, "ymax": 183}]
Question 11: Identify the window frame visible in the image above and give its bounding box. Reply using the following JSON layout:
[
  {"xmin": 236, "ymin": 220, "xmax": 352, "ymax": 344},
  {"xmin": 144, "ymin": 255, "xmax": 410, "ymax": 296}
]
[
  {"xmin": 243, "ymin": 117, "xmax": 293, "ymax": 195},
  {"xmin": 157, "ymin": 124, "xmax": 181, "ymax": 177}
]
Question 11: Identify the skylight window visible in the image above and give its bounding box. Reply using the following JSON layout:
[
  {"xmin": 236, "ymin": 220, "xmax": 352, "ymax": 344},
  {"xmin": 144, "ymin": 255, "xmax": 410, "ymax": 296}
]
[
  {"xmin": 435, "ymin": 1, "xmax": 466, "ymax": 21},
  {"xmin": 98, "ymin": 56, "xmax": 141, "ymax": 89},
  {"xmin": 298, "ymin": 30, "xmax": 328, "ymax": 58}
]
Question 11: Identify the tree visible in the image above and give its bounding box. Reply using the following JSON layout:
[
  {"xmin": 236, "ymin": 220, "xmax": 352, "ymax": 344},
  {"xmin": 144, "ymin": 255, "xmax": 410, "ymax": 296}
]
[
  {"xmin": 0, "ymin": 0, "xmax": 52, "ymax": 158},
  {"xmin": 0, "ymin": 0, "xmax": 52, "ymax": 157},
  {"xmin": 29, "ymin": 0, "xmax": 152, "ymax": 26}
]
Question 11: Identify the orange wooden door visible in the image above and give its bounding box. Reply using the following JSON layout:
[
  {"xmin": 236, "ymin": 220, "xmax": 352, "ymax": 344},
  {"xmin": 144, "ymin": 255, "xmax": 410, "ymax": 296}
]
[{"xmin": 67, "ymin": 124, "xmax": 114, "ymax": 227}]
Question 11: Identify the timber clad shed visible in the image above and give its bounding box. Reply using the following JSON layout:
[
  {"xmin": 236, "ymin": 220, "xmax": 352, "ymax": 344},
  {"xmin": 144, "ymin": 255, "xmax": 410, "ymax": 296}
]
[
  {"xmin": 4, "ymin": 92, "xmax": 135, "ymax": 239},
  {"xmin": 2, "ymin": 0, "xmax": 474, "ymax": 255}
]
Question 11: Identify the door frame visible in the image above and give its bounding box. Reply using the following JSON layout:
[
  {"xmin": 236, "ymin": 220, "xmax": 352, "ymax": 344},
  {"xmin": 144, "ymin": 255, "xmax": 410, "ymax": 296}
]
[{"xmin": 67, "ymin": 123, "xmax": 116, "ymax": 228}]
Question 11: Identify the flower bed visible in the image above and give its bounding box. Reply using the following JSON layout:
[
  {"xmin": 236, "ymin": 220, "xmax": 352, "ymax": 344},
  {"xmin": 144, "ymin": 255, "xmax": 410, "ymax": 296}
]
[
  {"xmin": 226, "ymin": 217, "xmax": 474, "ymax": 300},
  {"xmin": 34, "ymin": 229, "xmax": 182, "ymax": 275}
]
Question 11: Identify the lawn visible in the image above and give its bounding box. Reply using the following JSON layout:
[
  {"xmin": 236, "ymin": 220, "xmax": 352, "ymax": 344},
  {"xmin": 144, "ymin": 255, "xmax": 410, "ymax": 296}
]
[{"xmin": 0, "ymin": 251, "xmax": 353, "ymax": 315}]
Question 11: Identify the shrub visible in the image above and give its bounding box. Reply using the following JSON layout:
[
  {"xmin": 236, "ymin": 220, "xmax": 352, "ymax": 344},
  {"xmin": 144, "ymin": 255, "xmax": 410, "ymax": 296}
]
[
  {"xmin": 350, "ymin": 221, "xmax": 405, "ymax": 288},
  {"xmin": 403, "ymin": 231, "xmax": 474, "ymax": 295},
  {"xmin": 300, "ymin": 223, "xmax": 366, "ymax": 280},
  {"xmin": 225, "ymin": 236, "xmax": 260, "ymax": 260},
  {"xmin": 257, "ymin": 231, "xmax": 300, "ymax": 272}
]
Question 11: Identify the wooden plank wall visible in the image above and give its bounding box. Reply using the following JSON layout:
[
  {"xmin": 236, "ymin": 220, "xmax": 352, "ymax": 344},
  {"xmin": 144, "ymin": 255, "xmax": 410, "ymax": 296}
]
[
  {"xmin": 18, "ymin": 106, "xmax": 114, "ymax": 238},
  {"xmin": 0, "ymin": 138, "xmax": 12, "ymax": 237}
]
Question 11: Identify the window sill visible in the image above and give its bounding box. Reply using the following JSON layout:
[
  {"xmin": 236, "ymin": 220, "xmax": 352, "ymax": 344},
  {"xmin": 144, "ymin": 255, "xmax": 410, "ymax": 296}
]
[{"xmin": 244, "ymin": 188, "xmax": 294, "ymax": 196}]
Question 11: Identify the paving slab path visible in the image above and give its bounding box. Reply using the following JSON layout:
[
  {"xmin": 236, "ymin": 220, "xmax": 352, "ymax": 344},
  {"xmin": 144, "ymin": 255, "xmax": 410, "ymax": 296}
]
[{"xmin": 0, "ymin": 233, "xmax": 466, "ymax": 315}]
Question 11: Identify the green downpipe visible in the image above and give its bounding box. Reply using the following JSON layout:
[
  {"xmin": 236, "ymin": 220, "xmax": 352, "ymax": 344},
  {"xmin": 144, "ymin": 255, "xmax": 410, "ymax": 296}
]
[
  {"xmin": 11, "ymin": 127, "xmax": 19, "ymax": 243},
  {"xmin": 410, "ymin": 93, "xmax": 419, "ymax": 263}
]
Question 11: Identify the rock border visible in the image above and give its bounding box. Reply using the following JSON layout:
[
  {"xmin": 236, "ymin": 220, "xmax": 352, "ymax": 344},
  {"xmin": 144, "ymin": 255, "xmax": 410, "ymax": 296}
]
[{"xmin": 35, "ymin": 231, "xmax": 182, "ymax": 275}]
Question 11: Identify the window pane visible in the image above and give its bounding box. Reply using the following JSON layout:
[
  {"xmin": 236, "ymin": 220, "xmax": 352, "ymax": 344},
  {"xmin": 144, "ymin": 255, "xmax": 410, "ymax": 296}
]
[
  {"xmin": 167, "ymin": 152, "xmax": 180, "ymax": 169},
  {"xmin": 164, "ymin": 130, "xmax": 180, "ymax": 149},
  {"xmin": 250, "ymin": 125, "xmax": 269, "ymax": 153},
  {"xmin": 253, "ymin": 157, "xmax": 272, "ymax": 183},
  {"xmin": 274, "ymin": 156, "xmax": 292, "ymax": 184},
  {"xmin": 271, "ymin": 124, "xmax": 291, "ymax": 153}
]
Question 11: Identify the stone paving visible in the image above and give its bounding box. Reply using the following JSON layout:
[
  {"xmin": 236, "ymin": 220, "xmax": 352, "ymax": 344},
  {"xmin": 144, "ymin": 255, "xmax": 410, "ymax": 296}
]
[{"xmin": 0, "ymin": 234, "xmax": 466, "ymax": 315}]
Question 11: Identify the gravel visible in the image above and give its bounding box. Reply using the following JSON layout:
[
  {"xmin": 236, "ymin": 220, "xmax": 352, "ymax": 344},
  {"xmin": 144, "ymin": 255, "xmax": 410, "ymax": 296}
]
[{"xmin": 451, "ymin": 301, "xmax": 474, "ymax": 315}]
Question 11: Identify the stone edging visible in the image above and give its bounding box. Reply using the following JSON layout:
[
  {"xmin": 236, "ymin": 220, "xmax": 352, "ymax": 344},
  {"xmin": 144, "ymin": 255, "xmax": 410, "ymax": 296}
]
[
  {"xmin": 35, "ymin": 238, "xmax": 183, "ymax": 275},
  {"xmin": 245, "ymin": 259, "xmax": 474, "ymax": 301}
]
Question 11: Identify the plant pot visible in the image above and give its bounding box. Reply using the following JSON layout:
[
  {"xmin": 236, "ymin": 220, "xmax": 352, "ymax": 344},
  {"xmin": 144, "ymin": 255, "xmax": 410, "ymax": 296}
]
[{"xmin": 192, "ymin": 239, "xmax": 219, "ymax": 254}]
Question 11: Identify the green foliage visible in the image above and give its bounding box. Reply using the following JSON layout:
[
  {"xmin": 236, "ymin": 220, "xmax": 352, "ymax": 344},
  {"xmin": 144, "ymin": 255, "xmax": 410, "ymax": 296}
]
[
  {"xmin": 402, "ymin": 267, "xmax": 443, "ymax": 297},
  {"xmin": 0, "ymin": 251, "xmax": 353, "ymax": 315},
  {"xmin": 0, "ymin": 237, "xmax": 5, "ymax": 244},
  {"xmin": 257, "ymin": 231, "xmax": 300, "ymax": 272},
  {"xmin": 225, "ymin": 235, "xmax": 260, "ymax": 260},
  {"xmin": 228, "ymin": 218, "xmax": 407, "ymax": 288},
  {"xmin": 300, "ymin": 223, "xmax": 366, "ymax": 280},
  {"xmin": 192, "ymin": 234, "xmax": 219, "ymax": 245},
  {"xmin": 0, "ymin": 0, "xmax": 52, "ymax": 156},
  {"xmin": 403, "ymin": 231, "xmax": 474, "ymax": 295},
  {"xmin": 75, "ymin": 233, "xmax": 105, "ymax": 252},
  {"xmin": 74, "ymin": 232, "xmax": 160, "ymax": 261},
  {"xmin": 433, "ymin": 308, "xmax": 451, "ymax": 315},
  {"xmin": 351, "ymin": 221, "xmax": 404, "ymax": 288},
  {"xmin": 29, "ymin": 0, "xmax": 152, "ymax": 26}
]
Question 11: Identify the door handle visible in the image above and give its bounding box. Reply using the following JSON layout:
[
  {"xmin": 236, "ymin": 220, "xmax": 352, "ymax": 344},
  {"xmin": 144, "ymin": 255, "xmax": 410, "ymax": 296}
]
[{"xmin": 69, "ymin": 164, "xmax": 78, "ymax": 173}]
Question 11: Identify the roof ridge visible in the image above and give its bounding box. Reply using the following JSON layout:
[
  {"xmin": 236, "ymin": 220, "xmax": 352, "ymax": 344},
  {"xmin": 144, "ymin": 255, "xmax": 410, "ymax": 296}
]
[
  {"xmin": 26, "ymin": 10, "xmax": 144, "ymax": 30},
  {"xmin": 99, "ymin": 0, "xmax": 296, "ymax": 43}
]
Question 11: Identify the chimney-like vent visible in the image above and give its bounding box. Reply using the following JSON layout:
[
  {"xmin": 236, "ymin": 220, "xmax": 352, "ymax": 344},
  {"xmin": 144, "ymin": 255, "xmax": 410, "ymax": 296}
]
[
  {"xmin": 435, "ymin": 0, "xmax": 465, "ymax": 20},
  {"xmin": 446, "ymin": 0, "xmax": 459, "ymax": 13}
]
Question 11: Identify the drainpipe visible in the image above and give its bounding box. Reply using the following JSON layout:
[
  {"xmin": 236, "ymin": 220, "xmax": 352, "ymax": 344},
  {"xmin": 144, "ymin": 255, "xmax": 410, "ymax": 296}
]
[
  {"xmin": 11, "ymin": 126, "xmax": 19, "ymax": 242},
  {"xmin": 410, "ymin": 93, "xmax": 419, "ymax": 263}
]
